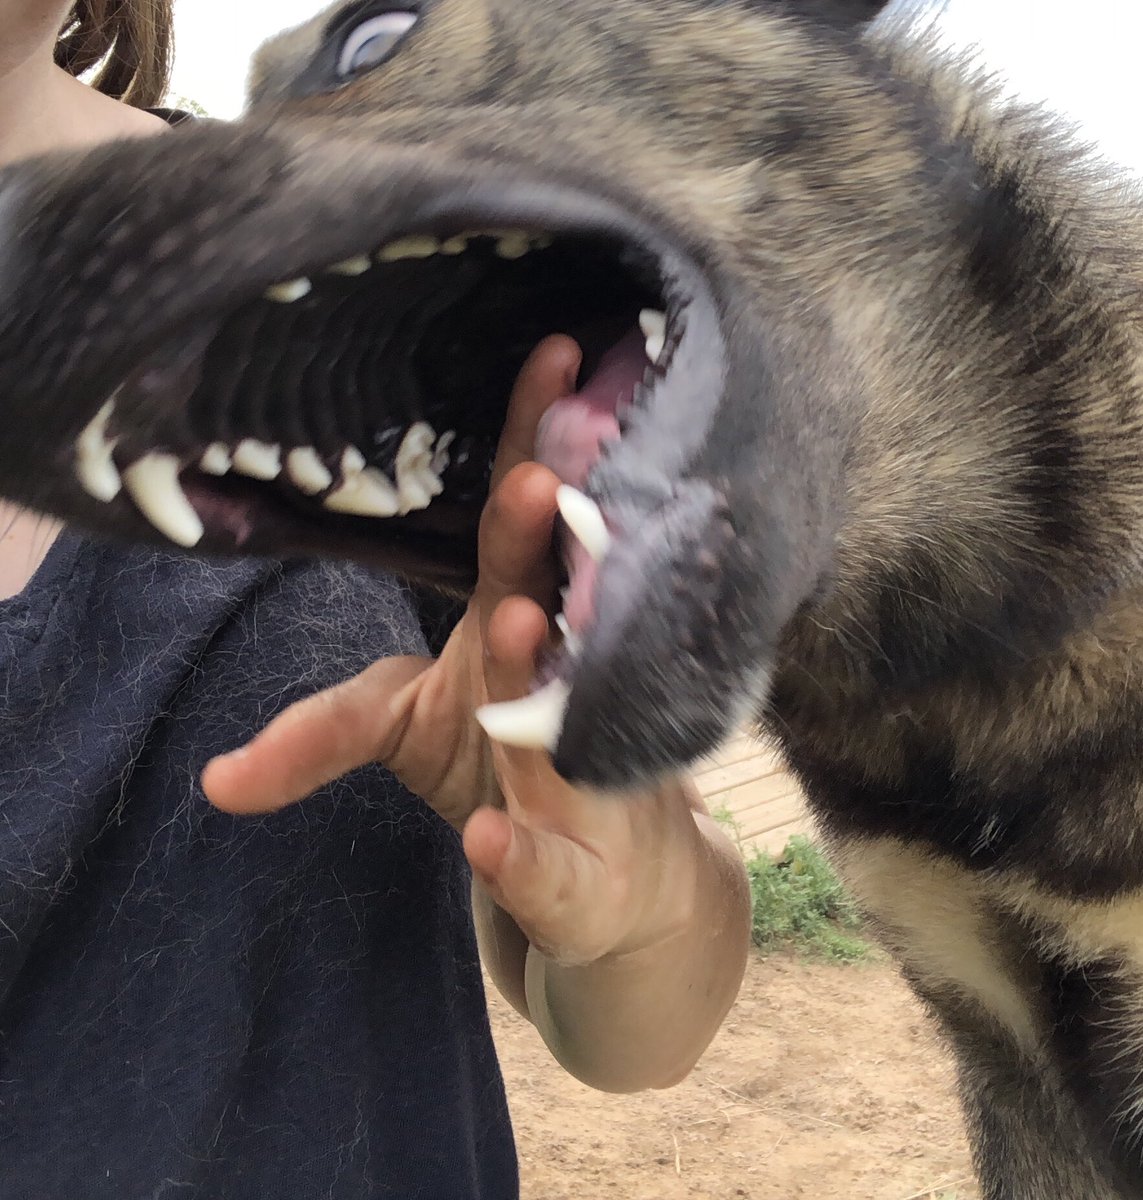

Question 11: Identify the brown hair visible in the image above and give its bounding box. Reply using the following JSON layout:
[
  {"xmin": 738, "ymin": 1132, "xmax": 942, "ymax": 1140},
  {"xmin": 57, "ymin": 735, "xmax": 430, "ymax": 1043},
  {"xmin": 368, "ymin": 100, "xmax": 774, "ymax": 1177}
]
[{"xmin": 54, "ymin": 0, "xmax": 175, "ymax": 110}]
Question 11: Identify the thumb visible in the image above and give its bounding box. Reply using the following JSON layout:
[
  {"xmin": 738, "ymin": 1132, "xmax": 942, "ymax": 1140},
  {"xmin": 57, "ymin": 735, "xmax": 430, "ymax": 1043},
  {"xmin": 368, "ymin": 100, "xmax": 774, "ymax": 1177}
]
[
  {"xmin": 202, "ymin": 655, "xmax": 432, "ymax": 813},
  {"xmin": 464, "ymin": 807, "xmax": 617, "ymax": 965}
]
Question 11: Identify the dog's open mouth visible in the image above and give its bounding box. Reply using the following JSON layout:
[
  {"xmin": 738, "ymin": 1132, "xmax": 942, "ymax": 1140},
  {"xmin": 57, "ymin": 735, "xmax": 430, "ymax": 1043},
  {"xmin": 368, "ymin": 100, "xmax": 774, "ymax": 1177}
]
[
  {"xmin": 76, "ymin": 224, "xmax": 675, "ymax": 563},
  {"xmin": 0, "ymin": 135, "xmax": 734, "ymax": 779},
  {"xmin": 57, "ymin": 191, "xmax": 721, "ymax": 753}
]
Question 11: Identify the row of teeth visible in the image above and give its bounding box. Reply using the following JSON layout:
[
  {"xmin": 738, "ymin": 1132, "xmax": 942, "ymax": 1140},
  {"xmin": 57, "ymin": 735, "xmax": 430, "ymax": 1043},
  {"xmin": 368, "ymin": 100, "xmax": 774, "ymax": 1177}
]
[
  {"xmin": 474, "ymin": 485, "xmax": 611, "ymax": 753},
  {"xmin": 76, "ymin": 399, "xmax": 455, "ymax": 548},
  {"xmin": 263, "ymin": 229, "xmax": 556, "ymax": 304}
]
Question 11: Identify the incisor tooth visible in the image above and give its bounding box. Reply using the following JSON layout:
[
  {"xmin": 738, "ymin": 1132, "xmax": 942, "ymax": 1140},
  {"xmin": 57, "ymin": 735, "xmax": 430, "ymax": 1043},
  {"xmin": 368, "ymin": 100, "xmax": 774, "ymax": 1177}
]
[
  {"xmin": 286, "ymin": 447, "xmax": 333, "ymax": 495},
  {"xmin": 639, "ymin": 308, "xmax": 667, "ymax": 365},
  {"xmin": 475, "ymin": 678, "xmax": 571, "ymax": 751},
  {"xmin": 122, "ymin": 453, "xmax": 204, "ymax": 548},
  {"xmin": 323, "ymin": 467, "xmax": 400, "ymax": 517},
  {"xmin": 556, "ymin": 485, "xmax": 611, "ymax": 563},
  {"xmin": 231, "ymin": 439, "xmax": 281, "ymax": 480},
  {"xmin": 76, "ymin": 399, "xmax": 121, "ymax": 502},
  {"xmin": 327, "ymin": 256, "xmax": 372, "ymax": 277},
  {"xmin": 439, "ymin": 235, "xmax": 470, "ymax": 255},
  {"xmin": 377, "ymin": 235, "xmax": 439, "ymax": 262},
  {"xmin": 264, "ymin": 278, "xmax": 312, "ymax": 303},
  {"xmin": 199, "ymin": 443, "xmax": 232, "ymax": 476}
]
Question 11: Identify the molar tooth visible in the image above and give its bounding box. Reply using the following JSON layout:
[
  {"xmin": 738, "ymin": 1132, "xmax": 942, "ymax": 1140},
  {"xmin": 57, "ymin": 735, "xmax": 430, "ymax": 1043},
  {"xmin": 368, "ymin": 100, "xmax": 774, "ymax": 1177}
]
[
  {"xmin": 231, "ymin": 439, "xmax": 282, "ymax": 481},
  {"xmin": 199, "ymin": 443, "xmax": 232, "ymax": 476},
  {"xmin": 122, "ymin": 453, "xmax": 204, "ymax": 548},
  {"xmin": 395, "ymin": 423, "xmax": 444, "ymax": 514},
  {"xmin": 264, "ymin": 278, "xmax": 312, "ymax": 304},
  {"xmin": 377, "ymin": 235, "xmax": 440, "ymax": 262},
  {"xmin": 475, "ymin": 678, "xmax": 571, "ymax": 751},
  {"xmin": 556, "ymin": 485, "xmax": 611, "ymax": 564},
  {"xmin": 639, "ymin": 308, "xmax": 667, "ymax": 365},
  {"xmin": 398, "ymin": 474, "xmax": 441, "ymax": 514},
  {"xmin": 286, "ymin": 447, "xmax": 333, "ymax": 495},
  {"xmin": 326, "ymin": 255, "xmax": 372, "ymax": 277},
  {"xmin": 494, "ymin": 231, "xmax": 532, "ymax": 260},
  {"xmin": 341, "ymin": 446, "xmax": 366, "ymax": 477},
  {"xmin": 75, "ymin": 398, "xmax": 121, "ymax": 502},
  {"xmin": 431, "ymin": 430, "xmax": 456, "ymax": 474},
  {"xmin": 323, "ymin": 466, "xmax": 400, "ymax": 517}
]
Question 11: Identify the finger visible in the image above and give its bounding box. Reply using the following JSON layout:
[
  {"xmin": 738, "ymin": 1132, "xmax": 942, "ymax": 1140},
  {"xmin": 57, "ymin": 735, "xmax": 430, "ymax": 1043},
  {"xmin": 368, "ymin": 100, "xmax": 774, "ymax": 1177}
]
[
  {"xmin": 489, "ymin": 334, "xmax": 581, "ymax": 491},
  {"xmin": 464, "ymin": 808, "xmax": 614, "ymax": 965},
  {"xmin": 481, "ymin": 594, "xmax": 557, "ymax": 779},
  {"xmin": 202, "ymin": 655, "xmax": 431, "ymax": 814},
  {"xmin": 475, "ymin": 461, "xmax": 561, "ymax": 630},
  {"xmin": 480, "ymin": 596, "xmax": 607, "ymax": 830}
]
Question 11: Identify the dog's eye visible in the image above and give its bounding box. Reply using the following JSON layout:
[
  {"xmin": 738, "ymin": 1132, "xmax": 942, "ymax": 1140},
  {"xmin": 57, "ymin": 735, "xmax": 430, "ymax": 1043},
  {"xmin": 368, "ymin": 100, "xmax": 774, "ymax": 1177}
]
[{"xmin": 337, "ymin": 11, "xmax": 417, "ymax": 78}]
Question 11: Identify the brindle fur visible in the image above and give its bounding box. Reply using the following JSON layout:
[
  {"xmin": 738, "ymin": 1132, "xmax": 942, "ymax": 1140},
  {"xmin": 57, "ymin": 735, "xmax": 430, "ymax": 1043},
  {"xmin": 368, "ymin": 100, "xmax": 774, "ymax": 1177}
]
[{"xmin": 3, "ymin": 1, "xmax": 1143, "ymax": 1194}]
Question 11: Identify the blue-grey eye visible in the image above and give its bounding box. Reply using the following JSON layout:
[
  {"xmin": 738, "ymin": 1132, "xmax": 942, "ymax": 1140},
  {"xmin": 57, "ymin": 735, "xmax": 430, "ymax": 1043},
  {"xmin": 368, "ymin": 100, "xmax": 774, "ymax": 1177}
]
[{"xmin": 337, "ymin": 11, "xmax": 417, "ymax": 78}]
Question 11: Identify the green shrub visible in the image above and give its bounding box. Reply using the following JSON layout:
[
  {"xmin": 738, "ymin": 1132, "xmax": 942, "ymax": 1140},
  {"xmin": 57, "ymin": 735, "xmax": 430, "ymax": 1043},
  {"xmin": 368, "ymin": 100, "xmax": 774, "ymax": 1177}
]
[{"xmin": 746, "ymin": 836, "xmax": 870, "ymax": 962}]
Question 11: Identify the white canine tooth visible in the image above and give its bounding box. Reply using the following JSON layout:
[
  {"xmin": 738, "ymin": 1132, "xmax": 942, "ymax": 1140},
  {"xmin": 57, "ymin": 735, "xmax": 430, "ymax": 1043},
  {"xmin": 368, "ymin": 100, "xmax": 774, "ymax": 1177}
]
[
  {"xmin": 395, "ymin": 422, "xmax": 444, "ymax": 514},
  {"xmin": 556, "ymin": 485, "xmax": 611, "ymax": 563},
  {"xmin": 122, "ymin": 453, "xmax": 204, "ymax": 548},
  {"xmin": 327, "ymin": 255, "xmax": 372, "ymax": 277},
  {"xmin": 286, "ymin": 447, "xmax": 333, "ymax": 495},
  {"xmin": 76, "ymin": 398, "xmax": 121, "ymax": 502},
  {"xmin": 323, "ymin": 466, "xmax": 400, "ymax": 517},
  {"xmin": 231, "ymin": 439, "xmax": 282, "ymax": 480},
  {"xmin": 639, "ymin": 308, "xmax": 667, "ymax": 365},
  {"xmin": 439, "ymin": 235, "xmax": 470, "ymax": 255},
  {"xmin": 494, "ymin": 231, "xmax": 531, "ymax": 260},
  {"xmin": 199, "ymin": 443, "xmax": 232, "ymax": 476},
  {"xmin": 264, "ymin": 277, "xmax": 312, "ymax": 303},
  {"xmin": 475, "ymin": 678, "xmax": 571, "ymax": 751},
  {"xmin": 341, "ymin": 446, "xmax": 366, "ymax": 477},
  {"xmin": 431, "ymin": 430, "xmax": 456, "ymax": 474},
  {"xmin": 377, "ymin": 235, "xmax": 440, "ymax": 262},
  {"xmin": 554, "ymin": 612, "xmax": 582, "ymax": 655}
]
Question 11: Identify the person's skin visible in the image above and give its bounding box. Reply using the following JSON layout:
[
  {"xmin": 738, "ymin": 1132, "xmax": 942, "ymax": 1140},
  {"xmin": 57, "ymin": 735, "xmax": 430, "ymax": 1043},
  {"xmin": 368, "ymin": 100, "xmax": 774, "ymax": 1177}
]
[
  {"xmin": 2, "ymin": 0, "xmax": 753, "ymax": 1093},
  {"xmin": 0, "ymin": 0, "xmax": 167, "ymax": 600},
  {"xmin": 205, "ymin": 341, "xmax": 753, "ymax": 1091}
]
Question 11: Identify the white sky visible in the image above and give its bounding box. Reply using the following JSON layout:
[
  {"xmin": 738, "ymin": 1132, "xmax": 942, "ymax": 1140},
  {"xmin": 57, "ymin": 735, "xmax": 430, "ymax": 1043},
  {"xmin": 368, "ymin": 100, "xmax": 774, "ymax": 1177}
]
[
  {"xmin": 170, "ymin": 0, "xmax": 1143, "ymax": 171},
  {"xmin": 168, "ymin": 0, "xmax": 322, "ymax": 117}
]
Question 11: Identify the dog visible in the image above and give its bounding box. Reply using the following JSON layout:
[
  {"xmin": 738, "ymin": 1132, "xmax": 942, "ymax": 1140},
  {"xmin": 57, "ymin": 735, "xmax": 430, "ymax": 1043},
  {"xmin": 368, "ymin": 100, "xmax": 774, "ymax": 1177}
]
[{"xmin": 3, "ymin": 0, "xmax": 1143, "ymax": 1193}]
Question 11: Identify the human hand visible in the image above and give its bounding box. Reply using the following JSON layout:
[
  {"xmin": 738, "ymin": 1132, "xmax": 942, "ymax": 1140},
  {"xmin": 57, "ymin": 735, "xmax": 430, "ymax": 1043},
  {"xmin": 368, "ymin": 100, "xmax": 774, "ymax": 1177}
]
[
  {"xmin": 203, "ymin": 336, "xmax": 750, "ymax": 1082},
  {"xmin": 202, "ymin": 332, "xmax": 710, "ymax": 964},
  {"xmin": 202, "ymin": 334, "xmax": 579, "ymax": 831}
]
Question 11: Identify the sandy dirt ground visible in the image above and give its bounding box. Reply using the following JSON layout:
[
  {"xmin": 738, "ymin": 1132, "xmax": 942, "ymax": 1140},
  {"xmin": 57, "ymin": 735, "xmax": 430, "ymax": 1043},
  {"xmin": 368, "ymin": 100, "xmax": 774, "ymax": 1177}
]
[{"xmin": 488, "ymin": 951, "xmax": 980, "ymax": 1200}]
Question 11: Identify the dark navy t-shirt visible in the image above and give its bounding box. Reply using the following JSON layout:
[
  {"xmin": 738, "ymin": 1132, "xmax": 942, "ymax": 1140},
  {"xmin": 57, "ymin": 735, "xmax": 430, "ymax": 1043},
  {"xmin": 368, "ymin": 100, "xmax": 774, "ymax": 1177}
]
[{"xmin": 0, "ymin": 532, "xmax": 517, "ymax": 1199}]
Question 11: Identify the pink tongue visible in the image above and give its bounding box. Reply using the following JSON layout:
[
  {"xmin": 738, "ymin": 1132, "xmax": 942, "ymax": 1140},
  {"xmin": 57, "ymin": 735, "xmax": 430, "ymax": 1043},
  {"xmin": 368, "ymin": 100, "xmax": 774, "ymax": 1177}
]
[
  {"xmin": 534, "ymin": 328, "xmax": 646, "ymax": 487},
  {"xmin": 534, "ymin": 327, "xmax": 648, "ymax": 638}
]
